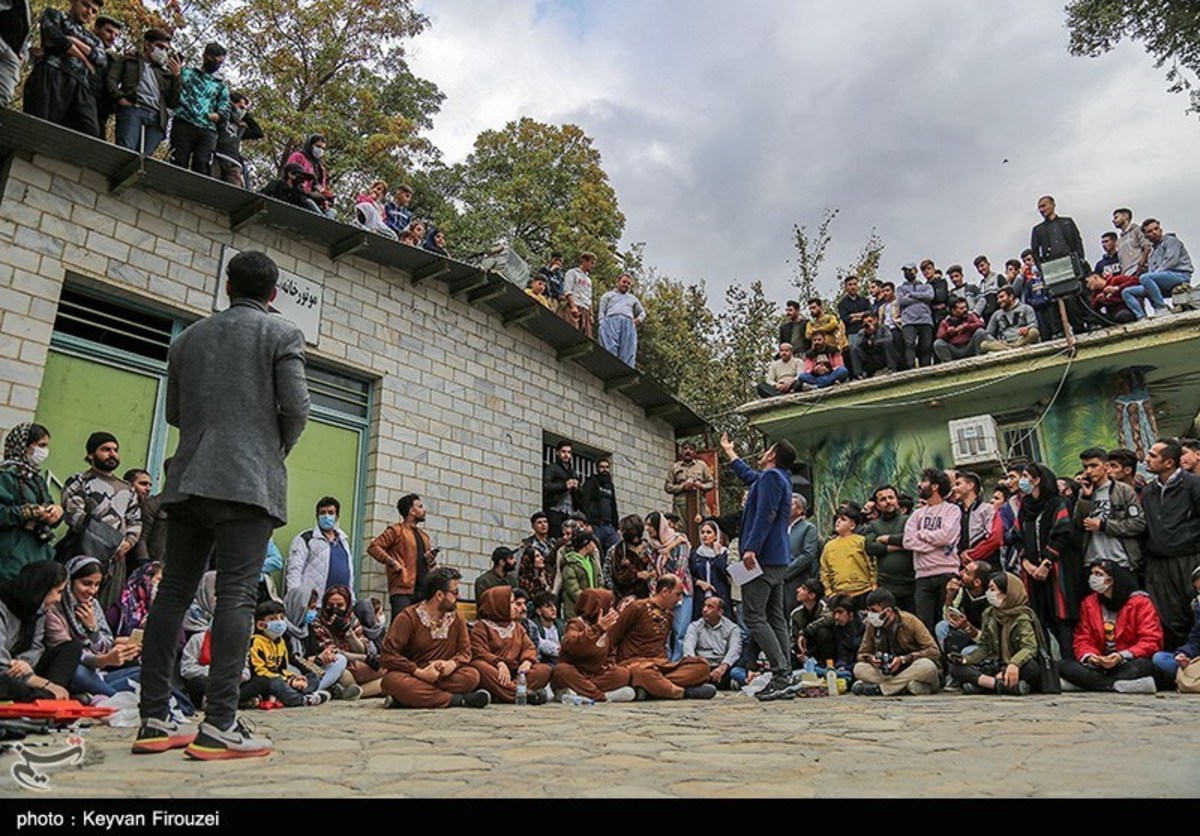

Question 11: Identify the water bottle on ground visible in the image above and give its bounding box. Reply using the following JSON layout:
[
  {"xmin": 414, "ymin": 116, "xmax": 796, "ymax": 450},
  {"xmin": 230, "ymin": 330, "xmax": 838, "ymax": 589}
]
[{"xmin": 515, "ymin": 670, "xmax": 527, "ymax": 706}]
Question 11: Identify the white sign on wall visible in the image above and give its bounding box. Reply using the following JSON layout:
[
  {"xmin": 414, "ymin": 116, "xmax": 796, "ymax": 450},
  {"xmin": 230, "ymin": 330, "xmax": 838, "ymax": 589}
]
[{"xmin": 214, "ymin": 245, "xmax": 323, "ymax": 346}]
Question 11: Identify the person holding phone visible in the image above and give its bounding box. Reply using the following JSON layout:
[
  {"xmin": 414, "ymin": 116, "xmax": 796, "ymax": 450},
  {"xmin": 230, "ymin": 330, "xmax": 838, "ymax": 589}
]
[
  {"xmin": 1014, "ymin": 463, "xmax": 1083, "ymax": 653},
  {"xmin": 368, "ymin": 494, "xmax": 439, "ymax": 624},
  {"xmin": 948, "ymin": 571, "xmax": 1045, "ymax": 696}
]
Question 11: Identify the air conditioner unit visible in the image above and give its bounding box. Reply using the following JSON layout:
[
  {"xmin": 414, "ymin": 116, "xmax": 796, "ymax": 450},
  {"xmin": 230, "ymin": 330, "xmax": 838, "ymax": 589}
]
[{"xmin": 948, "ymin": 415, "xmax": 1001, "ymax": 466}]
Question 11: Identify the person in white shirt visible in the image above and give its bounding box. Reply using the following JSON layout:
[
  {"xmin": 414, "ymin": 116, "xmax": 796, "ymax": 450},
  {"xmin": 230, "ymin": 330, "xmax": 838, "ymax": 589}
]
[{"xmin": 560, "ymin": 252, "xmax": 596, "ymax": 337}]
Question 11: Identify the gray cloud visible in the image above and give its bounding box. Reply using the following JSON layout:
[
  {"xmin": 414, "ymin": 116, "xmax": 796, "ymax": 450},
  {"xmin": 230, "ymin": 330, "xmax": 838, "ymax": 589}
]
[{"xmin": 411, "ymin": 0, "xmax": 1200, "ymax": 304}]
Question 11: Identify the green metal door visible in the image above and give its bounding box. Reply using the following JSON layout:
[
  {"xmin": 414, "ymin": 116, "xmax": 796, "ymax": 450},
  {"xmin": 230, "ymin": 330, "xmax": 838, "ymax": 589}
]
[{"xmin": 35, "ymin": 350, "xmax": 162, "ymax": 493}]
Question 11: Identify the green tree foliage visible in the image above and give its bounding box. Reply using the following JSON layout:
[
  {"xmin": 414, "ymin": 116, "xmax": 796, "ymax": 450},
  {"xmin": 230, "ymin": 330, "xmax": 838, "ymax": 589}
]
[
  {"xmin": 789, "ymin": 207, "xmax": 838, "ymax": 304},
  {"xmin": 452, "ymin": 117, "xmax": 626, "ymax": 288},
  {"xmin": 1066, "ymin": 0, "xmax": 1200, "ymax": 115},
  {"xmin": 195, "ymin": 0, "xmax": 443, "ymax": 199},
  {"xmin": 841, "ymin": 228, "xmax": 886, "ymax": 286}
]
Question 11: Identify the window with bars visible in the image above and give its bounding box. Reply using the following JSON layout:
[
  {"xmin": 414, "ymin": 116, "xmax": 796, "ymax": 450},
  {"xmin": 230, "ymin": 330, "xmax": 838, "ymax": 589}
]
[
  {"xmin": 1000, "ymin": 422, "xmax": 1045, "ymax": 465},
  {"xmin": 541, "ymin": 435, "xmax": 610, "ymax": 483}
]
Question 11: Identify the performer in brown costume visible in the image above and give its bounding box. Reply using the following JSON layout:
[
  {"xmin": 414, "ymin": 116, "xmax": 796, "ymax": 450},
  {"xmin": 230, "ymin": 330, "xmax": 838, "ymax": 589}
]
[
  {"xmin": 469, "ymin": 586, "xmax": 552, "ymax": 704},
  {"xmin": 551, "ymin": 588, "xmax": 637, "ymax": 702}
]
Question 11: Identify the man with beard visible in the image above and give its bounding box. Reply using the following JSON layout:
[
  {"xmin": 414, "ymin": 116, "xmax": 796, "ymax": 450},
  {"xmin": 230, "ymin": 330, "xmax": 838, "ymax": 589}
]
[
  {"xmin": 380, "ymin": 567, "xmax": 490, "ymax": 709},
  {"xmin": 474, "ymin": 547, "xmax": 516, "ymax": 599},
  {"xmin": 368, "ymin": 494, "xmax": 438, "ymax": 623},
  {"xmin": 543, "ymin": 440, "xmax": 581, "ymax": 538},
  {"xmin": 580, "ymin": 457, "xmax": 620, "ymax": 552},
  {"xmin": 664, "ymin": 441, "xmax": 715, "ymax": 523},
  {"xmin": 606, "ymin": 514, "xmax": 654, "ymax": 600},
  {"xmin": 863, "ymin": 485, "xmax": 915, "ymax": 613},
  {"xmin": 60, "ymin": 431, "xmax": 141, "ymax": 609},
  {"xmin": 902, "ymin": 469, "xmax": 961, "ymax": 634}
]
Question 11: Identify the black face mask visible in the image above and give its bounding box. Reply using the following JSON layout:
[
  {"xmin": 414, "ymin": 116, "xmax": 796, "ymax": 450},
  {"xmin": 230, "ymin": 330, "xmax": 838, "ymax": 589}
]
[{"xmin": 203, "ymin": 59, "xmax": 222, "ymax": 74}]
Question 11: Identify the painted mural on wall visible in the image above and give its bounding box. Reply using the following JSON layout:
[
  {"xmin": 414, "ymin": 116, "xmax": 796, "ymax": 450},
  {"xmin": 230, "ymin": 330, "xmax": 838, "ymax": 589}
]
[{"xmin": 794, "ymin": 370, "xmax": 1122, "ymax": 528}]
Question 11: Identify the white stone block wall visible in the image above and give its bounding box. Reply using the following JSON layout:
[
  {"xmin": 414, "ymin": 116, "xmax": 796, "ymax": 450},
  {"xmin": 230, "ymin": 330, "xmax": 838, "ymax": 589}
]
[{"xmin": 0, "ymin": 154, "xmax": 681, "ymax": 598}]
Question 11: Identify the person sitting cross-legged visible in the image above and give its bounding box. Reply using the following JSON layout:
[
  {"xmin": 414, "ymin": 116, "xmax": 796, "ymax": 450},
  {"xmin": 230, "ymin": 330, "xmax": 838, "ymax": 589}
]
[
  {"xmin": 682, "ymin": 596, "xmax": 746, "ymax": 690},
  {"xmin": 756, "ymin": 342, "xmax": 802, "ymax": 398},
  {"xmin": 851, "ymin": 588, "xmax": 942, "ymax": 696},
  {"xmin": 1152, "ymin": 566, "xmax": 1200, "ymax": 689},
  {"xmin": 379, "ymin": 567, "xmax": 490, "ymax": 709},
  {"xmin": 469, "ymin": 586, "xmax": 552, "ymax": 705},
  {"xmin": 795, "ymin": 332, "xmax": 849, "ymax": 390},
  {"xmin": 551, "ymin": 589, "xmax": 636, "ymax": 703},
  {"xmin": 1060, "ymin": 560, "xmax": 1162, "ymax": 694},
  {"xmin": 947, "ymin": 571, "xmax": 1044, "ymax": 696}
]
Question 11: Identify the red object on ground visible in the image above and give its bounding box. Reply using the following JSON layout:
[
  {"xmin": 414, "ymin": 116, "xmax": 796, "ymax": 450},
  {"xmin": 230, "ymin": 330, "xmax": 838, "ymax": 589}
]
[{"xmin": 0, "ymin": 699, "xmax": 116, "ymax": 720}]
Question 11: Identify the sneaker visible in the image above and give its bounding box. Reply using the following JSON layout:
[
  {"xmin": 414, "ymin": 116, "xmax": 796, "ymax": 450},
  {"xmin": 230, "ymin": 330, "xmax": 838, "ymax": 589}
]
[
  {"xmin": 460, "ymin": 689, "xmax": 491, "ymax": 709},
  {"xmin": 526, "ymin": 689, "xmax": 547, "ymax": 706},
  {"xmin": 755, "ymin": 677, "xmax": 796, "ymax": 702},
  {"xmin": 633, "ymin": 686, "xmax": 650, "ymax": 702},
  {"xmin": 329, "ymin": 683, "xmax": 363, "ymax": 701},
  {"xmin": 382, "ymin": 695, "xmax": 397, "ymax": 709},
  {"xmin": 683, "ymin": 684, "xmax": 717, "ymax": 700},
  {"xmin": 851, "ymin": 681, "xmax": 883, "ymax": 697},
  {"xmin": 303, "ymin": 690, "xmax": 332, "ymax": 706},
  {"xmin": 603, "ymin": 686, "xmax": 637, "ymax": 703},
  {"xmin": 185, "ymin": 719, "xmax": 272, "ymax": 761},
  {"xmin": 132, "ymin": 716, "xmax": 198, "ymax": 755},
  {"xmin": 1112, "ymin": 676, "xmax": 1157, "ymax": 694},
  {"xmin": 959, "ymin": 682, "xmax": 981, "ymax": 696},
  {"xmin": 996, "ymin": 680, "xmax": 1031, "ymax": 696}
]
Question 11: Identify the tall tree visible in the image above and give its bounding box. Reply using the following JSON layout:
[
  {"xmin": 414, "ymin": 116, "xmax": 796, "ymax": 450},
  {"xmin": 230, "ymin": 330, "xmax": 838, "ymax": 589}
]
[
  {"xmin": 840, "ymin": 228, "xmax": 886, "ymax": 286},
  {"xmin": 196, "ymin": 0, "xmax": 444, "ymax": 200},
  {"xmin": 453, "ymin": 118, "xmax": 626, "ymax": 289},
  {"xmin": 789, "ymin": 207, "xmax": 838, "ymax": 304},
  {"xmin": 1066, "ymin": 0, "xmax": 1200, "ymax": 116}
]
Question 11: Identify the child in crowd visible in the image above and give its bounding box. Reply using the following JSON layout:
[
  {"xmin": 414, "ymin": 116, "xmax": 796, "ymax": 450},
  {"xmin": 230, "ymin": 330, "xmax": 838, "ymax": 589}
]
[
  {"xmin": 819, "ymin": 510, "xmax": 877, "ymax": 607},
  {"xmin": 239, "ymin": 600, "xmax": 330, "ymax": 708}
]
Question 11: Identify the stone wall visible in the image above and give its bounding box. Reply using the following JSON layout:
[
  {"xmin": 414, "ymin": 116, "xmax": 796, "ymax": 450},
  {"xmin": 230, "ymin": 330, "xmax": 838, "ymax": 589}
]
[{"xmin": 0, "ymin": 153, "xmax": 679, "ymax": 596}]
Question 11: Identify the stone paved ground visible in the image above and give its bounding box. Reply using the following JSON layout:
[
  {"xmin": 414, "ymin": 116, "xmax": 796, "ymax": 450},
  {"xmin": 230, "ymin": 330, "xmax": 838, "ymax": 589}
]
[{"xmin": 2, "ymin": 692, "xmax": 1197, "ymax": 798}]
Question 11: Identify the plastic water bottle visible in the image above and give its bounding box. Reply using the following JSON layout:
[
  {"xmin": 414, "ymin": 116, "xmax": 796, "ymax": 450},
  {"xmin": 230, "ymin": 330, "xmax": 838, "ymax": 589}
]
[
  {"xmin": 515, "ymin": 670, "xmax": 527, "ymax": 706},
  {"xmin": 804, "ymin": 658, "xmax": 816, "ymax": 675},
  {"xmin": 559, "ymin": 693, "xmax": 595, "ymax": 706},
  {"xmin": 825, "ymin": 659, "xmax": 838, "ymax": 697}
]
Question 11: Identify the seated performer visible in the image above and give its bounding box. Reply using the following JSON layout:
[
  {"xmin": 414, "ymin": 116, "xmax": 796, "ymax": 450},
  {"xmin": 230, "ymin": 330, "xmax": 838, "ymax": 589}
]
[
  {"xmin": 607, "ymin": 574, "xmax": 717, "ymax": 700},
  {"xmin": 379, "ymin": 567, "xmax": 490, "ymax": 709},
  {"xmin": 551, "ymin": 588, "xmax": 637, "ymax": 703},
  {"xmin": 469, "ymin": 586, "xmax": 552, "ymax": 704}
]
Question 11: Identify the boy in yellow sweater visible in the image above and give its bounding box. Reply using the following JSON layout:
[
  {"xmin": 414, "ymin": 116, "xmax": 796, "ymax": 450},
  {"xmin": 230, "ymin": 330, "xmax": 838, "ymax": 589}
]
[
  {"xmin": 819, "ymin": 511, "xmax": 877, "ymax": 609},
  {"xmin": 240, "ymin": 601, "xmax": 331, "ymax": 708}
]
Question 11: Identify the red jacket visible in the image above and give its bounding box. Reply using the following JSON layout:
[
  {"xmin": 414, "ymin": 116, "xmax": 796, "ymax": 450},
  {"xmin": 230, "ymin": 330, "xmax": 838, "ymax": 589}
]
[
  {"xmin": 1072, "ymin": 591, "xmax": 1162, "ymax": 661},
  {"xmin": 1089, "ymin": 274, "xmax": 1139, "ymax": 315}
]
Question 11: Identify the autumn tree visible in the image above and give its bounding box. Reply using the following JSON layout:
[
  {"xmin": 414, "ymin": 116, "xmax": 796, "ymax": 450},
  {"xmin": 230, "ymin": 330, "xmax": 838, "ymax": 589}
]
[
  {"xmin": 1066, "ymin": 0, "xmax": 1200, "ymax": 117},
  {"xmin": 452, "ymin": 118, "xmax": 626, "ymax": 289},
  {"xmin": 194, "ymin": 0, "xmax": 443, "ymax": 200}
]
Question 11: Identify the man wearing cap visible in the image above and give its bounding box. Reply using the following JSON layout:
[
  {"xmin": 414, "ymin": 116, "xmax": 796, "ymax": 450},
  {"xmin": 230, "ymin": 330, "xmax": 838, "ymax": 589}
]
[
  {"xmin": 22, "ymin": 0, "xmax": 109, "ymax": 137},
  {"xmin": 60, "ymin": 431, "xmax": 142, "ymax": 608},
  {"xmin": 107, "ymin": 27, "xmax": 180, "ymax": 155},
  {"xmin": 170, "ymin": 41, "xmax": 229, "ymax": 175}
]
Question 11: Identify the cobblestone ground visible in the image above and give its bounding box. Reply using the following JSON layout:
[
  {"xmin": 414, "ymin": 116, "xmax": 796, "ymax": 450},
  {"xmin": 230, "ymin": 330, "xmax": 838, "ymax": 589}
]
[{"xmin": 2, "ymin": 692, "xmax": 1197, "ymax": 798}]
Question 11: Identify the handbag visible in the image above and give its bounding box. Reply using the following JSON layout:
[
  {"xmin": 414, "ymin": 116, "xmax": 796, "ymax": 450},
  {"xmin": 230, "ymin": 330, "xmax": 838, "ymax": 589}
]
[
  {"xmin": 1037, "ymin": 645, "xmax": 1062, "ymax": 695},
  {"xmin": 1177, "ymin": 663, "xmax": 1200, "ymax": 694},
  {"xmin": 76, "ymin": 515, "xmax": 126, "ymax": 571}
]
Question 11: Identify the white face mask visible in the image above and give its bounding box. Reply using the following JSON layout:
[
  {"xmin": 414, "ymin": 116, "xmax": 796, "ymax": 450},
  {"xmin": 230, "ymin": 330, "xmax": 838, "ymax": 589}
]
[
  {"xmin": 311, "ymin": 146, "xmax": 325, "ymax": 160},
  {"xmin": 865, "ymin": 611, "xmax": 886, "ymax": 628},
  {"xmin": 150, "ymin": 47, "xmax": 169, "ymax": 66},
  {"xmin": 29, "ymin": 447, "xmax": 49, "ymax": 466},
  {"xmin": 985, "ymin": 589, "xmax": 1004, "ymax": 608},
  {"xmin": 1088, "ymin": 575, "xmax": 1112, "ymax": 594}
]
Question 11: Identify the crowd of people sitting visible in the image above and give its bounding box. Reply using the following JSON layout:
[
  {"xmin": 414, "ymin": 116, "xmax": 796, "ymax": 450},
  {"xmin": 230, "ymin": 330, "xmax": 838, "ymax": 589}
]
[
  {"xmin": 761, "ymin": 201, "xmax": 1194, "ymax": 395},
  {"xmin": 4, "ymin": 415, "xmax": 1198, "ymax": 713},
  {"xmin": 4, "ymin": 0, "xmax": 453, "ymax": 256}
]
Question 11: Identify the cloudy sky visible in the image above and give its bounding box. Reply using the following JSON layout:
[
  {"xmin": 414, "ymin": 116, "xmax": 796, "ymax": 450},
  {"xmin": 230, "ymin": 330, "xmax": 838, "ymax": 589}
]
[{"xmin": 409, "ymin": 0, "xmax": 1200, "ymax": 305}]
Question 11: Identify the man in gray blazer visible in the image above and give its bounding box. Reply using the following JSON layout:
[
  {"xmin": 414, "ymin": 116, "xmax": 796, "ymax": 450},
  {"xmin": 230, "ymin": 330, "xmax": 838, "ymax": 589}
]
[{"xmin": 135, "ymin": 250, "xmax": 310, "ymax": 760}]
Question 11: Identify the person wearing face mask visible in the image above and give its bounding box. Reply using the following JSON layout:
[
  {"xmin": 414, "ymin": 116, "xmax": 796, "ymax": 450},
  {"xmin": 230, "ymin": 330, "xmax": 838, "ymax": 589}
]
[
  {"xmin": 851, "ymin": 588, "xmax": 942, "ymax": 696},
  {"xmin": 0, "ymin": 422, "xmax": 63, "ymax": 580},
  {"xmin": 285, "ymin": 133, "xmax": 336, "ymax": 218},
  {"xmin": 946, "ymin": 571, "xmax": 1045, "ymax": 695},
  {"xmin": 1060, "ymin": 560, "xmax": 1162, "ymax": 693},
  {"xmin": 238, "ymin": 599, "xmax": 331, "ymax": 710},
  {"xmin": 261, "ymin": 162, "xmax": 319, "ymax": 211},
  {"xmin": 307, "ymin": 585, "xmax": 382, "ymax": 697},
  {"xmin": 1014, "ymin": 462, "xmax": 1084, "ymax": 655},
  {"xmin": 0, "ymin": 560, "xmax": 77, "ymax": 701},
  {"xmin": 212, "ymin": 90, "xmax": 263, "ymax": 187},
  {"xmin": 59, "ymin": 431, "xmax": 142, "ymax": 611},
  {"xmin": 286, "ymin": 496, "xmax": 354, "ymax": 602},
  {"xmin": 169, "ymin": 41, "xmax": 230, "ymax": 176},
  {"xmin": 107, "ymin": 28, "xmax": 180, "ymax": 155}
]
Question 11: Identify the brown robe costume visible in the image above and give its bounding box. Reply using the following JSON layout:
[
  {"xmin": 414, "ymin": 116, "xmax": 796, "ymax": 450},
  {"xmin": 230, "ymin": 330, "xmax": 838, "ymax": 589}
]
[
  {"xmin": 551, "ymin": 589, "xmax": 633, "ymax": 701},
  {"xmin": 469, "ymin": 587, "xmax": 552, "ymax": 703},
  {"xmin": 608, "ymin": 597, "xmax": 709, "ymax": 699},
  {"xmin": 379, "ymin": 603, "xmax": 480, "ymax": 708}
]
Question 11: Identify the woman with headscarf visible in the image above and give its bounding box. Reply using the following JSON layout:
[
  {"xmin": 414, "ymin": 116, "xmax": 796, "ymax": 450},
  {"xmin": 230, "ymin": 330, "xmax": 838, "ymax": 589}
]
[
  {"xmin": 0, "ymin": 560, "xmax": 76, "ymax": 700},
  {"xmin": 948, "ymin": 571, "xmax": 1044, "ymax": 695},
  {"xmin": 258, "ymin": 540, "xmax": 284, "ymax": 605},
  {"xmin": 116, "ymin": 560, "xmax": 161, "ymax": 637},
  {"xmin": 422, "ymin": 225, "xmax": 449, "ymax": 257},
  {"xmin": 1014, "ymin": 462, "xmax": 1083, "ymax": 653},
  {"xmin": 689, "ymin": 518, "xmax": 732, "ymax": 621},
  {"xmin": 1061, "ymin": 559, "xmax": 1162, "ymax": 693},
  {"xmin": 45, "ymin": 555, "xmax": 141, "ymax": 697},
  {"xmin": 284, "ymin": 134, "xmax": 334, "ymax": 217},
  {"xmin": 608, "ymin": 514, "xmax": 653, "ymax": 601},
  {"xmin": 182, "ymin": 570, "xmax": 217, "ymax": 639},
  {"xmin": 469, "ymin": 586, "xmax": 551, "ymax": 704},
  {"xmin": 0, "ymin": 423, "xmax": 62, "ymax": 581},
  {"xmin": 306, "ymin": 585, "xmax": 381, "ymax": 697},
  {"xmin": 550, "ymin": 589, "xmax": 636, "ymax": 703},
  {"xmin": 356, "ymin": 597, "xmax": 386, "ymax": 653},
  {"xmin": 281, "ymin": 584, "xmax": 358, "ymax": 700},
  {"xmin": 647, "ymin": 511, "xmax": 693, "ymax": 662}
]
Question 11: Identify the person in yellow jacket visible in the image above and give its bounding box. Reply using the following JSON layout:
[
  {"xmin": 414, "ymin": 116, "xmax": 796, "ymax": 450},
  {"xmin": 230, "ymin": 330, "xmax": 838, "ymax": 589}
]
[
  {"xmin": 238, "ymin": 601, "xmax": 330, "ymax": 709},
  {"xmin": 820, "ymin": 510, "xmax": 877, "ymax": 609}
]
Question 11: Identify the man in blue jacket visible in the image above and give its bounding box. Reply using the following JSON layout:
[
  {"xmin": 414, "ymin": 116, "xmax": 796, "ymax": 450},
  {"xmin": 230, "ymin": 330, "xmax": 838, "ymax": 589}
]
[{"xmin": 720, "ymin": 431, "xmax": 797, "ymax": 701}]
